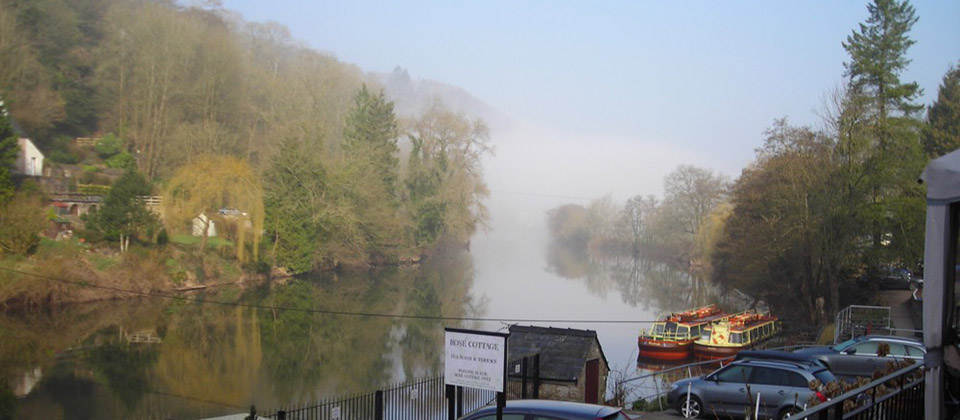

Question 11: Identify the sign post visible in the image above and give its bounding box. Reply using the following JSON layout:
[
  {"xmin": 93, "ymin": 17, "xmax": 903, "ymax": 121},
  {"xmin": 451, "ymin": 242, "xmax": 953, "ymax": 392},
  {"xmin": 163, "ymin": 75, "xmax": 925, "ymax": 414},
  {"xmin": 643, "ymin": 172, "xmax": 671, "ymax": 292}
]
[{"xmin": 444, "ymin": 328, "xmax": 508, "ymax": 420}]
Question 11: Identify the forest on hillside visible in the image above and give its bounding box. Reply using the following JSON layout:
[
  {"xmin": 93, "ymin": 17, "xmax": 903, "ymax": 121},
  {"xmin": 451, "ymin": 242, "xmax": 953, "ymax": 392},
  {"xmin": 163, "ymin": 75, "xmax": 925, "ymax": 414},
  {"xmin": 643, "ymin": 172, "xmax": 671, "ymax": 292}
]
[
  {"xmin": 546, "ymin": 0, "xmax": 960, "ymax": 325},
  {"xmin": 0, "ymin": 0, "xmax": 494, "ymax": 274}
]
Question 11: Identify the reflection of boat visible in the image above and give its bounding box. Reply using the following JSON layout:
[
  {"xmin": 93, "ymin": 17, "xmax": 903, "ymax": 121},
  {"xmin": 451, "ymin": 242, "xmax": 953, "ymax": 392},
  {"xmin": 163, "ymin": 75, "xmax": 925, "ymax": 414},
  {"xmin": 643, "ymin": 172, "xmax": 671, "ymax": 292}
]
[
  {"xmin": 638, "ymin": 305, "xmax": 729, "ymax": 361},
  {"xmin": 693, "ymin": 310, "xmax": 780, "ymax": 360}
]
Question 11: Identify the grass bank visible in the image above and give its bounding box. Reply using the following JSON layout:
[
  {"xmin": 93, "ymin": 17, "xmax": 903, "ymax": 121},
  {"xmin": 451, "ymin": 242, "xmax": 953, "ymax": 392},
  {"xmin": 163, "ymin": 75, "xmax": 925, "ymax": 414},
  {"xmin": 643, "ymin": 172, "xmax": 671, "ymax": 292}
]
[{"xmin": 0, "ymin": 236, "xmax": 254, "ymax": 309}]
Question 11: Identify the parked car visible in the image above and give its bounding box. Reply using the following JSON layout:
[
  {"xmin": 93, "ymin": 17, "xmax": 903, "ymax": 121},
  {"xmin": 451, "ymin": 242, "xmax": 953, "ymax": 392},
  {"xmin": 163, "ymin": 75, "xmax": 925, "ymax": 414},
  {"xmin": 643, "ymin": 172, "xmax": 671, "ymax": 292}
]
[
  {"xmin": 858, "ymin": 266, "xmax": 915, "ymax": 290},
  {"xmin": 793, "ymin": 335, "xmax": 925, "ymax": 380},
  {"xmin": 457, "ymin": 400, "xmax": 632, "ymax": 420},
  {"xmin": 666, "ymin": 354, "xmax": 836, "ymax": 420}
]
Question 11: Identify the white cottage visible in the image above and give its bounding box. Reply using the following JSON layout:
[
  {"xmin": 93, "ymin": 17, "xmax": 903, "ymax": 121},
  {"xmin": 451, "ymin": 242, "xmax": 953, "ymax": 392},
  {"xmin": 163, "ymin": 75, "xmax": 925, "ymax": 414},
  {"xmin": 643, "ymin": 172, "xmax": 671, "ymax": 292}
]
[{"xmin": 15, "ymin": 138, "xmax": 44, "ymax": 176}]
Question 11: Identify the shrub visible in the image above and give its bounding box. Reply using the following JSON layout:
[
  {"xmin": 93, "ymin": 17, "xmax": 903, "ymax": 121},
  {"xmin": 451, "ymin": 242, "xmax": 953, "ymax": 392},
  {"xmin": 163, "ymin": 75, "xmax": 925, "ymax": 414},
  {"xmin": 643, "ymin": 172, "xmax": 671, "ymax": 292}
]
[{"xmin": 0, "ymin": 194, "xmax": 45, "ymax": 255}]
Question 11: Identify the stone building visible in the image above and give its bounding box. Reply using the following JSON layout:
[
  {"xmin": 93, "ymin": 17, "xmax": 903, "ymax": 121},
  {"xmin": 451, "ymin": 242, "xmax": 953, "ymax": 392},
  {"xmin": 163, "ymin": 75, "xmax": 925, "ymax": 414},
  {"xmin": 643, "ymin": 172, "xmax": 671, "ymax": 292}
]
[{"xmin": 507, "ymin": 325, "xmax": 609, "ymax": 404}]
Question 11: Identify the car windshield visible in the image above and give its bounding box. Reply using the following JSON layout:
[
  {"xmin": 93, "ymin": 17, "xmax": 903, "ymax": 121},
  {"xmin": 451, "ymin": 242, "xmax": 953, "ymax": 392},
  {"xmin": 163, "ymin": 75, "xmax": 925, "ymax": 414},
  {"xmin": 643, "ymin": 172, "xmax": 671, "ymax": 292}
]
[{"xmin": 831, "ymin": 338, "xmax": 858, "ymax": 352}]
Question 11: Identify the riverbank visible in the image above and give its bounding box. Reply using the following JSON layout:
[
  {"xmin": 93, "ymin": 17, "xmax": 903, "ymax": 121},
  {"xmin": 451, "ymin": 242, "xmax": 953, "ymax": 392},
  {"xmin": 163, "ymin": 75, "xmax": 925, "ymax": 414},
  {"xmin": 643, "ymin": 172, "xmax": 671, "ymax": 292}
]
[{"xmin": 0, "ymin": 236, "xmax": 267, "ymax": 309}]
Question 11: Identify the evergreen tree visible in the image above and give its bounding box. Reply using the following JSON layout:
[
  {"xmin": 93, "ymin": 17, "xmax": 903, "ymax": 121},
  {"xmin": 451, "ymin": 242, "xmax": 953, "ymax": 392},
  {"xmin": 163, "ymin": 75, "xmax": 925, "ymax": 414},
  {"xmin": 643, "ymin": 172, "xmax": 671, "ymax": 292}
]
[
  {"xmin": 923, "ymin": 64, "xmax": 960, "ymax": 158},
  {"xmin": 843, "ymin": 0, "xmax": 922, "ymax": 121},
  {"xmin": 342, "ymin": 84, "xmax": 400, "ymax": 197},
  {"xmin": 836, "ymin": 0, "xmax": 925, "ymax": 274},
  {"xmin": 263, "ymin": 137, "xmax": 325, "ymax": 274},
  {"xmin": 0, "ymin": 100, "xmax": 19, "ymax": 204},
  {"xmin": 93, "ymin": 169, "xmax": 157, "ymax": 252}
]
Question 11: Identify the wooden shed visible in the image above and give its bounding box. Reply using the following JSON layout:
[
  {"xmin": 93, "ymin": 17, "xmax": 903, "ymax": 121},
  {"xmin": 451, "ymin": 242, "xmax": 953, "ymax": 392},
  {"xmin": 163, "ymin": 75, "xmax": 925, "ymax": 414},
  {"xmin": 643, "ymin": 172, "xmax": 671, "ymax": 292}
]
[{"xmin": 507, "ymin": 325, "xmax": 609, "ymax": 404}]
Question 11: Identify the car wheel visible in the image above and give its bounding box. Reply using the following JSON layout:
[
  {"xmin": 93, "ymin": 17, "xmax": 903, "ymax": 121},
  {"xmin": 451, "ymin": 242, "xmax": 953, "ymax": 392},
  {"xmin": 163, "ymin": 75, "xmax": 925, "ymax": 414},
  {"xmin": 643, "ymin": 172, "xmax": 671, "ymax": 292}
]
[
  {"xmin": 677, "ymin": 394, "xmax": 702, "ymax": 419},
  {"xmin": 778, "ymin": 406, "xmax": 802, "ymax": 420}
]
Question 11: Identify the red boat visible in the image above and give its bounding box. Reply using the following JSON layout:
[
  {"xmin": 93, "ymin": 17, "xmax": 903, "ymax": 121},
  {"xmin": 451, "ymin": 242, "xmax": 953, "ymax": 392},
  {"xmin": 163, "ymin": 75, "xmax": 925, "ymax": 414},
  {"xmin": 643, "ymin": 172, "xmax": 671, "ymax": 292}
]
[
  {"xmin": 637, "ymin": 305, "xmax": 729, "ymax": 361},
  {"xmin": 693, "ymin": 310, "xmax": 780, "ymax": 360}
]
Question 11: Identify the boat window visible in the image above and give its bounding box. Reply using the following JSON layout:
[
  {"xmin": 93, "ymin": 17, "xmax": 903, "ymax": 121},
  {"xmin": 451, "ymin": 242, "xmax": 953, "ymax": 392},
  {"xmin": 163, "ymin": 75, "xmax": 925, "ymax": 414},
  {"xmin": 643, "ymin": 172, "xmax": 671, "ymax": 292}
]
[
  {"xmin": 665, "ymin": 322, "xmax": 678, "ymax": 333},
  {"xmin": 701, "ymin": 329, "xmax": 711, "ymax": 341},
  {"xmin": 716, "ymin": 365, "xmax": 752, "ymax": 383},
  {"xmin": 750, "ymin": 329, "xmax": 759, "ymax": 342},
  {"xmin": 762, "ymin": 324, "xmax": 769, "ymax": 335},
  {"xmin": 677, "ymin": 326, "xmax": 689, "ymax": 337},
  {"xmin": 730, "ymin": 333, "xmax": 742, "ymax": 344},
  {"xmin": 690, "ymin": 325, "xmax": 700, "ymax": 337},
  {"xmin": 652, "ymin": 324, "xmax": 664, "ymax": 335}
]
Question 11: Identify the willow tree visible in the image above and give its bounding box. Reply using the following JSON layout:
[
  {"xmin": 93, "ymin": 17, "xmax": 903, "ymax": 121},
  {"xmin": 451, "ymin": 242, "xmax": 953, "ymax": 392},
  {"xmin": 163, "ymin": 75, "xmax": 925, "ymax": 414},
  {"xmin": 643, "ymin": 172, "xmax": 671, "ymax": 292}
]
[{"xmin": 164, "ymin": 155, "xmax": 264, "ymax": 263}]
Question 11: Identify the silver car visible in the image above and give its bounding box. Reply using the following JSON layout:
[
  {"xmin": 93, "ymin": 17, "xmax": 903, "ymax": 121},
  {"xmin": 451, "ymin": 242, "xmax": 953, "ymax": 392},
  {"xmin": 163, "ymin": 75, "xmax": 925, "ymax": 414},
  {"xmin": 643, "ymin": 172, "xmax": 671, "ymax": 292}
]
[
  {"xmin": 793, "ymin": 335, "xmax": 925, "ymax": 380},
  {"xmin": 667, "ymin": 355, "xmax": 836, "ymax": 420}
]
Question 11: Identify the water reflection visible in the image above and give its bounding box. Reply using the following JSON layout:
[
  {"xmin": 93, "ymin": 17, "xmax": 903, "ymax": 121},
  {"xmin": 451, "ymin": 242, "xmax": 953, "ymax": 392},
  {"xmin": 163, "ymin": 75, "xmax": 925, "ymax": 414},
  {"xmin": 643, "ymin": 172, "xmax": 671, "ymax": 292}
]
[
  {"xmin": 2, "ymin": 251, "xmax": 480, "ymax": 419},
  {"xmin": 546, "ymin": 241, "xmax": 724, "ymax": 314}
]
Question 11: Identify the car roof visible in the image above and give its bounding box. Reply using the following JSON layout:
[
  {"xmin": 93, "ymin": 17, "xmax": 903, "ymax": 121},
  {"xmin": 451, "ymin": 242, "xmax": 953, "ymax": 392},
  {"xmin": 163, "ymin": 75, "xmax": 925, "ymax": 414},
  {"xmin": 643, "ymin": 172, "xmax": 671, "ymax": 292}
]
[
  {"xmin": 467, "ymin": 400, "xmax": 620, "ymax": 417},
  {"xmin": 854, "ymin": 335, "xmax": 923, "ymax": 345},
  {"xmin": 728, "ymin": 357, "xmax": 826, "ymax": 374},
  {"xmin": 736, "ymin": 350, "xmax": 823, "ymax": 365}
]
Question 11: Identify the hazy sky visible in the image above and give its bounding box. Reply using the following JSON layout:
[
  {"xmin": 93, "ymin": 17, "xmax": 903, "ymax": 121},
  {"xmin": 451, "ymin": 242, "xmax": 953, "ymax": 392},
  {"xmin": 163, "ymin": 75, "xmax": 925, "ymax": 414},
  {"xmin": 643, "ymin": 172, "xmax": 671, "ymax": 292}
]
[{"xmin": 222, "ymin": 0, "xmax": 959, "ymax": 200}]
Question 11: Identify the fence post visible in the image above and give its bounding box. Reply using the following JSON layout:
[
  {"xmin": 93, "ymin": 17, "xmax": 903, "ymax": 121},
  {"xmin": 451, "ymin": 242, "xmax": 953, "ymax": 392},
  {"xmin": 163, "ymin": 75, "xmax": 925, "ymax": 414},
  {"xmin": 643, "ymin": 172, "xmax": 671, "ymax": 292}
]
[
  {"xmin": 521, "ymin": 357, "xmax": 528, "ymax": 399},
  {"xmin": 375, "ymin": 390, "xmax": 384, "ymax": 420},
  {"xmin": 447, "ymin": 384, "xmax": 456, "ymax": 420},
  {"xmin": 457, "ymin": 385, "xmax": 464, "ymax": 417},
  {"xmin": 532, "ymin": 354, "xmax": 540, "ymax": 399}
]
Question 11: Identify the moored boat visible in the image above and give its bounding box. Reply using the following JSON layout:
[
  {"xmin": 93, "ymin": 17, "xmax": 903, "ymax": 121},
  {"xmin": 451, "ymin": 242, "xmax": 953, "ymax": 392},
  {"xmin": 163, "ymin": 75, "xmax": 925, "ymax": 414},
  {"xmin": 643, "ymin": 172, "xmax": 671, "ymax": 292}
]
[
  {"xmin": 693, "ymin": 310, "xmax": 780, "ymax": 360},
  {"xmin": 638, "ymin": 305, "xmax": 729, "ymax": 361}
]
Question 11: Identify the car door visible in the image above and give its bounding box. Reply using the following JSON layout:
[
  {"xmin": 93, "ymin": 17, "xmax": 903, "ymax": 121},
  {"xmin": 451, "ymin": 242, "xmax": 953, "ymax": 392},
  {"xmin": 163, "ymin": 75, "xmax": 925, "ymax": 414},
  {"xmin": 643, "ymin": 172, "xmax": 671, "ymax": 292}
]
[
  {"xmin": 747, "ymin": 367, "xmax": 790, "ymax": 419},
  {"xmin": 837, "ymin": 341, "xmax": 880, "ymax": 377},
  {"xmin": 704, "ymin": 365, "xmax": 753, "ymax": 418}
]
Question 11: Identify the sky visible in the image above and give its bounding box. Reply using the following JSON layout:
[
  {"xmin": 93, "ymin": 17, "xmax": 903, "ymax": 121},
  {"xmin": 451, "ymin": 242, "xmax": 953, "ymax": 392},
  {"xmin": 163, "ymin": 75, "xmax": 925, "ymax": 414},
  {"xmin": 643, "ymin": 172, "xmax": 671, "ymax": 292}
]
[{"xmin": 221, "ymin": 0, "xmax": 959, "ymax": 200}]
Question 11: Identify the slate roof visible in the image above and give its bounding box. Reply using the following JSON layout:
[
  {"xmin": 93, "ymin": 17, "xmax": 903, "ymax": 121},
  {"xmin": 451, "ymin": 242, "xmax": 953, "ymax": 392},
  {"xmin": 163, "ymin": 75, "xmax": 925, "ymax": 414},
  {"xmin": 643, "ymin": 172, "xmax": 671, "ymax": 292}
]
[{"xmin": 508, "ymin": 325, "xmax": 609, "ymax": 382}]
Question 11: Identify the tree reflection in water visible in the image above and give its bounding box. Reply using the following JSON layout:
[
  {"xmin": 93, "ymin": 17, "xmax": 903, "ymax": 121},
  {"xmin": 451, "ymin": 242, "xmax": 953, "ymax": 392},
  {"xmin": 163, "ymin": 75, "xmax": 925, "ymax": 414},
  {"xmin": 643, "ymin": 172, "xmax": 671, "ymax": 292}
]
[
  {"xmin": 2, "ymin": 249, "xmax": 481, "ymax": 419},
  {"xmin": 546, "ymin": 236, "xmax": 725, "ymax": 314}
]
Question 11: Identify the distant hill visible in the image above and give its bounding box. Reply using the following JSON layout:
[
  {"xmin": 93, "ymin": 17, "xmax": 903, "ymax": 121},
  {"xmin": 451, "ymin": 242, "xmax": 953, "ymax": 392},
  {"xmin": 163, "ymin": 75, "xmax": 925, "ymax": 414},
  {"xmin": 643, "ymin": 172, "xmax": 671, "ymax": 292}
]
[{"xmin": 372, "ymin": 67, "xmax": 513, "ymax": 132}]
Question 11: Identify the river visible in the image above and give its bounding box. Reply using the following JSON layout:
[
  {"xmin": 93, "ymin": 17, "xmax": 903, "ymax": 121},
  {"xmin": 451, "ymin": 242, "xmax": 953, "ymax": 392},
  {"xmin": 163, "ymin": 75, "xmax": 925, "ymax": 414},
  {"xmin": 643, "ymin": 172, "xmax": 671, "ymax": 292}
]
[{"xmin": 1, "ymin": 184, "xmax": 748, "ymax": 419}]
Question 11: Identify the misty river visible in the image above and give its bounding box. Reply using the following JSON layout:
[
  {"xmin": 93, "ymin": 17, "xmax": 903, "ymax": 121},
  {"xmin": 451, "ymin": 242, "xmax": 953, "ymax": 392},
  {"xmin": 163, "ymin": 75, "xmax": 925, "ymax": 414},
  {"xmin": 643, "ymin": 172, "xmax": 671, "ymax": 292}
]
[{"xmin": 1, "ymin": 185, "xmax": 751, "ymax": 419}]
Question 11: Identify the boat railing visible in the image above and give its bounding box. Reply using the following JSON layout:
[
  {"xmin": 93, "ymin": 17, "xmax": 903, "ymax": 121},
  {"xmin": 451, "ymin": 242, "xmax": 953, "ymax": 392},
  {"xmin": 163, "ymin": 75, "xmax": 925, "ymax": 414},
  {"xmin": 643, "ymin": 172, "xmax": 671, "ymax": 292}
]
[{"xmin": 640, "ymin": 330, "xmax": 695, "ymax": 341}]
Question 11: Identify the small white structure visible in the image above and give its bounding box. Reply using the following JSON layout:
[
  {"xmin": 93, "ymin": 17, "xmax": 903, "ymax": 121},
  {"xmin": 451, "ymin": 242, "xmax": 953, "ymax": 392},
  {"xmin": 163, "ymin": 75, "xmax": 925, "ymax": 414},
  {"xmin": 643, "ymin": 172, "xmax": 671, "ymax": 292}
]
[
  {"xmin": 192, "ymin": 212, "xmax": 217, "ymax": 237},
  {"xmin": 15, "ymin": 138, "xmax": 44, "ymax": 176}
]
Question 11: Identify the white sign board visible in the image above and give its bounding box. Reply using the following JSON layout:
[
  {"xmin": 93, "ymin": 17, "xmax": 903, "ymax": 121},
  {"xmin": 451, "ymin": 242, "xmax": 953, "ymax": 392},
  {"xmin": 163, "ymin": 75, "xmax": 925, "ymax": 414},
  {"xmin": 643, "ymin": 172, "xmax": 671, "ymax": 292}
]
[{"xmin": 444, "ymin": 330, "xmax": 506, "ymax": 392}]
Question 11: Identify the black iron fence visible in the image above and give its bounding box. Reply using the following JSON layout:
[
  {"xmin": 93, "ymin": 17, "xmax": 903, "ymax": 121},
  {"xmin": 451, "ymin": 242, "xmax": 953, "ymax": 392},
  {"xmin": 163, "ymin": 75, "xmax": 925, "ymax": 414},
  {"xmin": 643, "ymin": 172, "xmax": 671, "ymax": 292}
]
[
  {"xmin": 787, "ymin": 362, "xmax": 924, "ymax": 420},
  {"xmin": 263, "ymin": 376, "xmax": 496, "ymax": 420},
  {"xmin": 507, "ymin": 354, "xmax": 541, "ymax": 400}
]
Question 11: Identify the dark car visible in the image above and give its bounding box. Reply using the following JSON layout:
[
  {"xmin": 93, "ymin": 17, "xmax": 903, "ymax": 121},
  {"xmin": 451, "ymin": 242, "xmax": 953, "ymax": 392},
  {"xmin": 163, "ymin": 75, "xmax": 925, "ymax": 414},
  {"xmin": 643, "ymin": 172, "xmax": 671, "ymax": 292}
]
[
  {"xmin": 793, "ymin": 335, "xmax": 925, "ymax": 380},
  {"xmin": 457, "ymin": 400, "xmax": 632, "ymax": 420},
  {"xmin": 666, "ymin": 355, "xmax": 835, "ymax": 420},
  {"xmin": 858, "ymin": 266, "xmax": 915, "ymax": 290}
]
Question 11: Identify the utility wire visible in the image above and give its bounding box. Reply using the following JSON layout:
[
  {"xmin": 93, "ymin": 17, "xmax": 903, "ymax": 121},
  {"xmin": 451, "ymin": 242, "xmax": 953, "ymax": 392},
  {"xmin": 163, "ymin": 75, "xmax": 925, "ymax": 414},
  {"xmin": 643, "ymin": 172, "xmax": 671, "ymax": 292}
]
[{"xmin": 0, "ymin": 267, "xmax": 656, "ymax": 324}]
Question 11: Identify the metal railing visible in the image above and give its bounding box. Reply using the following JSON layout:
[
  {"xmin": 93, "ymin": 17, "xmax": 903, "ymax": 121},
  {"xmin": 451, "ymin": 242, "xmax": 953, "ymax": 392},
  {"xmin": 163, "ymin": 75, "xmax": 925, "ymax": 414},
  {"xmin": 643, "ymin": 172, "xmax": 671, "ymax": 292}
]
[
  {"xmin": 835, "ymin": 306, "xmax": 891, "ymax": 343},
  {"xmin": 790, "ymin": 361, "xmax": 924, "ymax": 420},
  {"xmin": 263, "ymin": 376, "xmax": 495, "ymax": 420}
]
